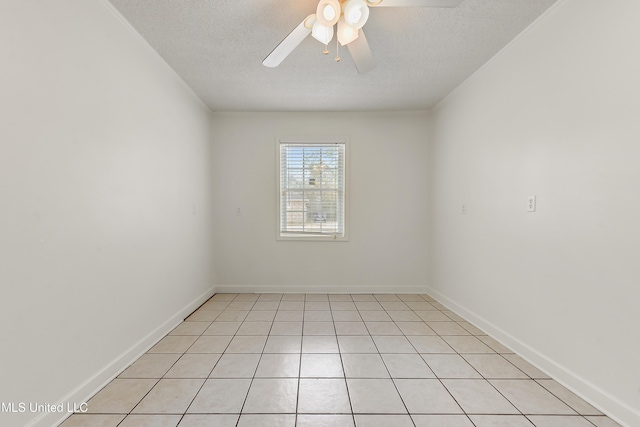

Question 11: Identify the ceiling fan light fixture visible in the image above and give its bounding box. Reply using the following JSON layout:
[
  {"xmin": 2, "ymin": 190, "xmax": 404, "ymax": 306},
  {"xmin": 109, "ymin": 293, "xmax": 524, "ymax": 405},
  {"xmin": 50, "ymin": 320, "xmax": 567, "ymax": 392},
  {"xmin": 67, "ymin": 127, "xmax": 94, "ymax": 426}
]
[
  {"xmin": 316, "ymin": 0, "xmax": 341, "ymax": 26},
  {"xmin": 337, "ymin": 18, "xmax": 359, "ymax": 45},
  {"xmin": 311, "ymin": 21, "xmax": 334, "ymax": 45},
  {"xmin": 343, "ymin": 0, "xmax": 369, "ymax": 29}
]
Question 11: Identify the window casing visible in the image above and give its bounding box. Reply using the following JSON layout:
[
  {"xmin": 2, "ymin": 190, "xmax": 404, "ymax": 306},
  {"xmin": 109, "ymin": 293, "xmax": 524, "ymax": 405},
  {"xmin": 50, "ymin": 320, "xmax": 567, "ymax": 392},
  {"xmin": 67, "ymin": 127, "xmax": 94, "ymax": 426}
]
[{"xmin": 277, "ymin": 139, "xmax": 347, "ymax": 241}]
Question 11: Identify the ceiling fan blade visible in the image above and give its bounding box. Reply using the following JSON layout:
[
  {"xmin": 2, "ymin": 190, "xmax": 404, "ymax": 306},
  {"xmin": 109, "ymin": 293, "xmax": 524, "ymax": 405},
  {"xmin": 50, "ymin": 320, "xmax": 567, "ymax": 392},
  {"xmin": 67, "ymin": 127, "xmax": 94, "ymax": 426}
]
[
  {"xmin": 373, "ymin": 0, "xmax": 463, "ymax": 7},
  {"xmin": 263, "ymin": 17, "xmax": 313, "ymax": 68},
  {"xmin": 347, "ymin": 29, "xmax": 376, "ymax": 74}
]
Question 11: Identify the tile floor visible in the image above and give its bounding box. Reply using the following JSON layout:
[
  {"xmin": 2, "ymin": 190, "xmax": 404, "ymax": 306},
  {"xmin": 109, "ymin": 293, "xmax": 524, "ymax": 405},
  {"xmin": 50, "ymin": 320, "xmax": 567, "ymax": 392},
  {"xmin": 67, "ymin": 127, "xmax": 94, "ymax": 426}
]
[{"xmin": 60, "ymin": 293, "xmax": 621, "ymax": 427}]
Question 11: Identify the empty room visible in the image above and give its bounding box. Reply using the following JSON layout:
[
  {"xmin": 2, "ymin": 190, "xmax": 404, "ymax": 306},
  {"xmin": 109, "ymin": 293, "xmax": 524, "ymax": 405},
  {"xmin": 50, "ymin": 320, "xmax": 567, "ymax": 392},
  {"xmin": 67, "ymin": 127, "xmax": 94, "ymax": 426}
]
[{"xmin": 1, "ymin": 0, "xmax": 638, "ymax": 426}]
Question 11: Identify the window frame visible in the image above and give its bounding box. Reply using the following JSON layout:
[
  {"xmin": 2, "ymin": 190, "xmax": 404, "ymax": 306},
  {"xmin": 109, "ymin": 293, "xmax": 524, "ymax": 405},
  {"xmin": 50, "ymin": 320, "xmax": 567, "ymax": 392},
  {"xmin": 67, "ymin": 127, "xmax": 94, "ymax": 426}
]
[{"xmin": 276, "ymin": 138, "xmax": 349, "ymax": 242}]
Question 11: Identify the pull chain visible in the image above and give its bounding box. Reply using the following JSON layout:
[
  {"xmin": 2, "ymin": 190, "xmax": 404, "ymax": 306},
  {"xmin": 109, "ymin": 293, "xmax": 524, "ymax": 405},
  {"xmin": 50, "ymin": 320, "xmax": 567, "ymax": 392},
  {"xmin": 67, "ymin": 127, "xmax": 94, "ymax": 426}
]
[{"xmin": 335, "ymin": 34, "xmax": 341, "ymax": 62}]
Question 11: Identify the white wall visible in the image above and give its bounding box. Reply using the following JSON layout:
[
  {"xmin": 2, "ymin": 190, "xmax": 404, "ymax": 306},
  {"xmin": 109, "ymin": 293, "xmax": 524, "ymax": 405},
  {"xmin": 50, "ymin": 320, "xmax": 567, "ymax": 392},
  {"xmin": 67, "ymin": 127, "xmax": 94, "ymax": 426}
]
[
  {"xmin": 0, "ymin": 1, "xmax": 214, "ymax": 426},
  {"xmin": 211, "ymin": 111, "xmax": 429, "ymax": 293},
  {"xmin": 427, "ymin": 0, "xmax": 640, "ymax": 425}
]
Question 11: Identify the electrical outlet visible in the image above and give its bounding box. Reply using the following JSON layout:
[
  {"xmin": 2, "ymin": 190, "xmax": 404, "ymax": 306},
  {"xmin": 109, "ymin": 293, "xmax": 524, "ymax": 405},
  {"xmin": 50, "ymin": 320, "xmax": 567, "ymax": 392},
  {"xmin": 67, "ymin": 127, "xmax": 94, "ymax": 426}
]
[
  {"xmin": 461, "ymin": 204, "xmax": 467, "ymax": 215},
  {"xmin": 527, "ymin": 196, "xmax": 536, "ymax": 212}
]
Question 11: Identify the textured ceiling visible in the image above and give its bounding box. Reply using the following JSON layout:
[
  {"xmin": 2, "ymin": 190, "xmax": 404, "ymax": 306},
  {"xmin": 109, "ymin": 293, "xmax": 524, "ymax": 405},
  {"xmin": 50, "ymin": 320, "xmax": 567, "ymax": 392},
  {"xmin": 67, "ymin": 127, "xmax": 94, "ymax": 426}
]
[{"xmin": 108, "ymin": 0, "xmax": 559, "ymax": 112}]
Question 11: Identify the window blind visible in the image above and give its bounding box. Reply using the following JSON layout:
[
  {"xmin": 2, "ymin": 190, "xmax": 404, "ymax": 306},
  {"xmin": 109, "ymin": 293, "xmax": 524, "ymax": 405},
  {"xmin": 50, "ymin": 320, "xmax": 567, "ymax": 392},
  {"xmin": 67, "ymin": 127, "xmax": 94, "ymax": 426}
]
[{"xmin": 279, "ymin": 142, "xmax": 345, "ymax": 237}]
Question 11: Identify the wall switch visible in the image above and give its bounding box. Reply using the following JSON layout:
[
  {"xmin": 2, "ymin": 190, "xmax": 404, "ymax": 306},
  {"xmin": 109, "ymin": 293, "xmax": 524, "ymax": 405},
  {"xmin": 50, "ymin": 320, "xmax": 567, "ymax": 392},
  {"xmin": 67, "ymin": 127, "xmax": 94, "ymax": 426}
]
[
  {"xmin": 236, "ymin": 207, "xmax": 241, "ymax": 216},
  {"xmin": 461, "ymin": 204, "xmax": 467, "ymax": 215},
  {"xmin": 527, "ymin": 196, "xmax": 536, "ymax": 212}
]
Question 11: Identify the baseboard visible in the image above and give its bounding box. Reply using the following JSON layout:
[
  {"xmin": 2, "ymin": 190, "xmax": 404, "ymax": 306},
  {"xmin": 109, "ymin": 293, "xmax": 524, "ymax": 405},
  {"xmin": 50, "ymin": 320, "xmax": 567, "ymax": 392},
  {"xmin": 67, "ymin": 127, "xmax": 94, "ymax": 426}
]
[
  {"xmin": 425, "ymin": 285, "xmax": 639, "ymax": 427},
  {"xmin": 214, "ymin": 284, "xmax": 430, "ymax": 294},
  {"xmin": 30, "ymin": 286, "xmax": 216, "ymax": 427}
]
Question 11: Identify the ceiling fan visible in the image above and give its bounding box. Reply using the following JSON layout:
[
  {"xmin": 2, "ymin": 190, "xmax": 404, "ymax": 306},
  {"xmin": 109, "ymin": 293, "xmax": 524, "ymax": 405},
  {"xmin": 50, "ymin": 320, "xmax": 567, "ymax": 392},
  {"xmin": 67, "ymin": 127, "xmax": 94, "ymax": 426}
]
[{"xmin": 263, "ymin": 0, "xmax": 464, "ymax": 74}]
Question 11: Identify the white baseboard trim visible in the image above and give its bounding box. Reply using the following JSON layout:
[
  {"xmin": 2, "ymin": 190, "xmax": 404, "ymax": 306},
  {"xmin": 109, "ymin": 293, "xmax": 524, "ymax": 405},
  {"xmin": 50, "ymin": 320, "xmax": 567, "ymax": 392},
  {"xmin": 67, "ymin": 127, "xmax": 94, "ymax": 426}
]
[
  {"xmin": 214, "ymin": 284, "xmax": 430, "ymax": 294},
  {"xmin": 425, "ymin": 285, "xmax": 639, "ymax": 427},
  {"xmin": 31, "ymin": 286, "xmax": 216, "ymax": 427}
]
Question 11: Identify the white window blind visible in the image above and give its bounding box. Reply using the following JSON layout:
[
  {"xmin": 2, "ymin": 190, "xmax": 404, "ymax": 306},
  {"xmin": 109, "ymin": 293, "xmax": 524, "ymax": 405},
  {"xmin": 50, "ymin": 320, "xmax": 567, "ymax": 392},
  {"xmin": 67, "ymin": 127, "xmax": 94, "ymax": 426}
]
[{"xmin": 279, "ymin": 141, "xmax": 346, "ymax": 238}]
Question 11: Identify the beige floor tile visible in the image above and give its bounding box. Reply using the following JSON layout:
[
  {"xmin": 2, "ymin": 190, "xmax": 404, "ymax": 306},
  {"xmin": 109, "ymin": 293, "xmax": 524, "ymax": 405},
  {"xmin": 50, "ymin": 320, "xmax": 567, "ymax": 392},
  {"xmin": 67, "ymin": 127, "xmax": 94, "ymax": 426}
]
[
  {"xmin": 300, "ymin": 353, "xmax": 344, "ymax": 377},
  {"xmin": 224, "ymin": 335, "xmax": 267, "ymax": 353},
  {"xmin": 395, "ymin": 322, "xmax": 436, "ymax": 336},
  {"xmin": 227, "ymin": 302, "xmax": 255, "ymax": 310},
  {"xmin": 415, "ymin": 311, "xmax": 451, "ymax": 321},
  {"xmin": 347, "ymin": 378, "xmax": 407, "ymax": 413},
  {"xmin": 270, "ymin": 321, "xmax": 303, "ymax": 335},
  {"xmin": 281, "ymin": 294, "xmax": 305, "ymax": 301},
  {"xmin": 252, "ymin": 301, "xmax": 279, "ymax": 311},
  {"xmin": 457, "ymin": 321, "xmax": 486, "ymax": 335},
  {"xmin": 185, "ymin": 310, "xmax": 221, "ymax": 322},
  {"xmin": 119, "ymin": 354, "xmax": 181, "ymax": 379},
  {"xmin": 178, "ymin": 414, "xmax": 239, "ymax": 427},
  {"xmin": 501, "ymin": 355, "xmax": 550, "ymax": 379},
  {"xmin": 478, "ymin": 336, "xmax": 513, "ymax": 354},
  {"xmin": 397, "ymin": 294, "xmax": 425, "ymax": 302},
  {"xmin": 297, "ymin": 414, "xmax": 355, "ymax": 427},
  {"xmin": 164, "ymin": 353, "xmax": 221, "ymax": 378},
  {"xmin": 442, "ymin": 310, "xmax": 465, "ymax": 321},
  {"xmin": 304, "ymin": 310, "xmax": 333, "ymax": 321},
  {"xmin": 255, "ymin": 353, "xmax": 300, "ymax": 377},
  {"xmin": 394, "ymin": 379, "xmax": 463, "ymax": 414},
  {"xmin": 468, "ymin": 415, "xmax": 535, "ymax": 426},
  {"xmin": 351, "ymin": 294, "xmax": 377, "ymax": 301},
  {"xmin": 387, "ymin": 311, "xmax": 422, "ymax": 321},
  {"xmin": 169, "ymin": 321, "xmax": 210, "ymax": 336},
  {"xmin": 200, "ymin": 301, "xmax": 231, "ymax": 311},
  {"xmin": 365, "ymin": 322, "xmax": 403, "ymax": 335},
  {"xmin": 302, "ymin": 336, "xmax": 339, "ymax": 353},
  {"xmin": 342, "ymin": 354, "xmax": 390, "ymax": 378},
  {"xmin": 381, "ymin": 354, "xmax": 435, "ymax": 378},
  {"xmin": 334, "ymin": 321, "xmax": 368, "ymax": 335},
  {"xmin": 59, "ymin": 414, "xmax": 125, "ymax": 427},
  {"xmin": 332, "ymin": 310, "xmax": 363, "ymax": 321},
  {"xmin": 244, "ymin": 310, "xmax": 276, "ymax": 321},
  {"xmin": 215, "ymin": 310, "xmax": 249, "ymax": 322},
  {"xmin": 355, "ymin": 415, "xmax": 414, "ymax": 427},
  {"xmin": 442, "ymin": 379, "xmax": 519, "ymax": 414},
  {"xmin": 422, "ymin": 354, "xmax": 482, "ymax": 378},
  {"xmin": 186, "ymin": 335, "xmax": 232, "ymax": 353},
  {"xmin": 305, "ymin": 294, "xmax": 329, "ymax": 301},
  {"xmin": 428, "ymin": 322, "xmax": 471, "ymax": 336},
  {"xmin": 237, "ymin": 414, "xmax": 296, "ymax": 427},
  {"xmin": 526, "ymin": 415, "xmax": 594, "ymax": 426},
  {"xmin": 132, "ymin": 379, "xmax": 204, "ymax": 414},
  {"xmin": 187, "ymin": 379, "xmax": 251, "ymax": 413},
  {"xmin": 298, "ymin": 378, "xmax": 352, "ymax": 413},
  {"xmin": 354, "ymin": 301, "xmax": 384, "ymax": 310},
  {"xmin": 236, "ymin": 321, "xmax": 272, "ymax": 335},
  {"xmin": 380, "ymin": 301, "xmax": 410, "ymax": 311},
  {"xmin": 210, "ymin": 353, "xmax": 261, "ymax": 378},
  {"xmin": 231, "ymin": 294, "xmax": 257, "ymax": 302},
  {"xmin": 412, "ymin": 415, "xmax": 475, "ymax": 427},
  {"xmin": 585, "ymin": 416, "xmax": 623, "ymax": 426},
  {"xmin": 536, "ymin": 379, "xmax": 602, "ymax": 415},
  {"xmin": 406, "ymin": 302, "xmax": 439, "ymax": 311},
  {"xmin": 442, "ymin": 336, "xmax": 495, "ymax": 353},
  {"xmin": 242, "ymin": 378, "xmax": 298, "ymax": 413},
  {"xmin": 337, "ymin": 335, "xmax": 378, "ymax": 353},
  {"xmin": 202, "ymin": 321, "xmax": 241, "ymax": 335},
  {"xmin": 329, "ymin": 294, "xmax": 354, "ymax": 301},
  {"xmin": 119, "ymin": 415, "xmax": 181, "ymax": 427},
  {"xmin": 304, "ymin": 321, "xmax": 336, "ymax": 335},
  {"xmin": 330, "ymin": 301, "xmax": 357, "ymax": 310},
  {"xmin": 148, "ymin": 336, "xmax": 198, "ymax": 354},
  {"xmin": 374, "ymin": 294, "xmax": 401, "ymax": 302},
  {"xmin": 359, "ymin": 311, "xmax": 393, "ymax": 321},
  {"xmin": 462, "ymin": 354, "xmax": 528, "ymax": 379},
  {"xmin": 86, "ymin": 379, "xmax": 157, "ymax": 413},
  {"xmin": 274, "ymin": 310, "xmax": 303, "ymax": 321},
  {"xmin": 371, "ymin": 336, "xmax": 416, "ymax": 353},
  {"xmin": 258, "ymin": 293, "xmax": 283, "ymax": 302},
  {"xmin": 305, "ymin": 302, "xmax": 331, "ymax": 310},
  {"xmin": 408, "ymin": 336, "xmax": 455, "ymax": 353},
  {"xmin": 263, "ymin": 335, "xmax": 302, "ymax": 353},
  {"xmin": 490, "ymin": 379, "xmax": 576, "ymax": 415},
  {"xmin": 278, "ymin": 301, "xmax": 304, "ymax": 311}
]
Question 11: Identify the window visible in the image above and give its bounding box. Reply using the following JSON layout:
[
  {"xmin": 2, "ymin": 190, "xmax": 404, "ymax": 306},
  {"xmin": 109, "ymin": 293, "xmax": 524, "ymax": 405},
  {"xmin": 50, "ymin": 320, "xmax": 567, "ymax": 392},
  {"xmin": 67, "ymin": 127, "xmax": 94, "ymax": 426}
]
[{"xmin": 277, "ymin": 139, "xmax": 347, "ymax": 240}]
